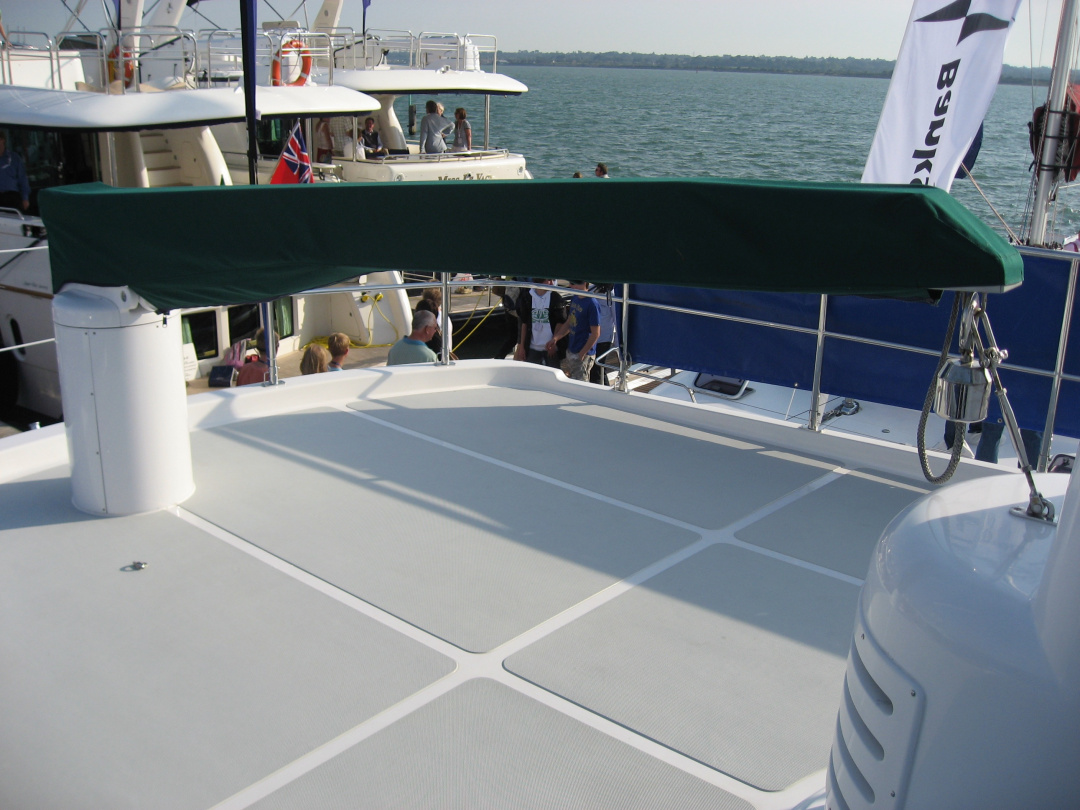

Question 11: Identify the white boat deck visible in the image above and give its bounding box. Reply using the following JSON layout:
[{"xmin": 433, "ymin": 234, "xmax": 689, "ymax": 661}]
[
  {"xmin": 645, "ymin": 372, "xmax": 1080, "ymax": 469},
  {"xmin": 0, "ymin": 361, "xmax": 1016, "ymax": 809}
]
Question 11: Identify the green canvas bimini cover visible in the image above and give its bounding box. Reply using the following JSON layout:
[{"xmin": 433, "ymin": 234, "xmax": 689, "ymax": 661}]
[{"xmin": 40, "ymin": 178, "xmax": 1022, "ymax": 311}]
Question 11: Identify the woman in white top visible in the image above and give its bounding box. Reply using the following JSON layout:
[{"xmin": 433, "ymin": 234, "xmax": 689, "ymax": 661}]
[{"xmin": 452, "ymin": 108, "xmax": 472, "ymax": 152}]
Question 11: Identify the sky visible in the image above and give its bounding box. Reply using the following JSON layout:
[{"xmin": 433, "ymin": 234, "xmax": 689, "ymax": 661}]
[{"xmin": 6, "ymin": 0, "xmax": 1070, "ymax": 67}]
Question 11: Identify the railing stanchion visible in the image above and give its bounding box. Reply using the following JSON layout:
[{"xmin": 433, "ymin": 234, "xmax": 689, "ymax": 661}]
[
  {"xmin": 440, "ymin": 271, "xmax": 451, "ymax": 365},
  {"xmin": 808, "ymin": 294, "xmax": 828, "ymax": 432},
  {"xmin": 617, "ymin": 283, "xmax": 631, "ymax": 393},
  {"xmin": 1041, "ymin": 257, "xmax": 1077, "ymax": 470},
  {"xmin": 259, "ymin": 300, "xmax": 281, "ymax": 385}
]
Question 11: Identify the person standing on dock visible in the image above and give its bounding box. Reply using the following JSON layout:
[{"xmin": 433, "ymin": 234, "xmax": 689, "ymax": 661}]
[
  {"xmin": 414, "ymin": 298, "xmax": 448, "ymax": 358},
  {"xmin": 421, "ymin": 288, "xmax": 453, "ymax": 353},
  {"xmin": 300, "ymin": 344, "xmax": 330, "ymax": 375},
  {"xmin": 327, "ymin": 332, "xmax": 350, "ymax": 370},
  {"xmin": 548, "ymin": 280, "xmax": 600, "ymax": 382},
  {"xmin": 388, "ymin": 311, "xmax": 439, "ymax": 365},
  {"xmin": 515, "ymin": 279, "xmax": 566, "ymax": 366}
]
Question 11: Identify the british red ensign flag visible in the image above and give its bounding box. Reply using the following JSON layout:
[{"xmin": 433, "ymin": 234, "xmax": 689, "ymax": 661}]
[{"xmin": 270, "ymin": 120, "xmax": 314, "ymax": 185}]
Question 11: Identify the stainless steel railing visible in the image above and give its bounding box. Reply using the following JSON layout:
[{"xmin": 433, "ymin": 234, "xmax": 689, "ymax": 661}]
[{"xmin": 290, "ymin": 264, "xmax": 1079, "ymax": 467}]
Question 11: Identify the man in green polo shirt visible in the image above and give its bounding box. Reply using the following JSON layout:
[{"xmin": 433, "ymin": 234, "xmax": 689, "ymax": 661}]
[{"xmin": 388, "ymin": 310, "xmax": 439, "ymax": 365}]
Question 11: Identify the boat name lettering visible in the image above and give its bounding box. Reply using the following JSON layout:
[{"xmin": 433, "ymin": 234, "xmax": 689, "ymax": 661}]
[
  {"xmin": 909, "ymin": 59, "xmax": 960, "ymax": 186},
  {"xmin": 438, "ymin": 174, "xmax": 493, "ymax": 181}
]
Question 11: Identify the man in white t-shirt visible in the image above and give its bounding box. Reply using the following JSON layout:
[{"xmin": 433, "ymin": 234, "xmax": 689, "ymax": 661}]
[{"xmin": 514, "ymin": 279, "xmax": 567, "ymax": 366}]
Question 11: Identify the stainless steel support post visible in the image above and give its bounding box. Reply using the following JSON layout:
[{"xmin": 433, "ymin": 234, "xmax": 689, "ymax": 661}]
[
  {"xmin": 259, "ymin": 300, "xmax": 280, "ymax": 385},
  {"xmin": 484, "ymin": 94, "xmax": 491, "ymax": 149},
  {"xmin": 1041, "ymin": 257, "xmax": 1077, "ymax": 470},
  {"xmin": 808, "ymin": 294, "xmax": 828, "ymax": 431},
  {"xmin": 616, "ymin": 283, "xmax": 631, "ymax": 392},
  {"xmin": 977, "ymin": 306, "xmax": 1055, "ymax": 521},
  {"xmin": 439, "ymin": 272, "xmax": 451, "ymax": 365}
]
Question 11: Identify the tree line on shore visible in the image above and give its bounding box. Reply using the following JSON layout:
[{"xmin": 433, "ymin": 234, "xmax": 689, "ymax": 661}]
[{"xmin": 497, "ymin": 51, "xmax": 1051, "ymax": 85}]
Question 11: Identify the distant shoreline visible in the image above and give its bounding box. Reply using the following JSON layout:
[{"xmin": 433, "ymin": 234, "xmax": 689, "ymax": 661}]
[{"xmin": 499, "ymin": 51, "xmax": 1050, "ymax": 86}]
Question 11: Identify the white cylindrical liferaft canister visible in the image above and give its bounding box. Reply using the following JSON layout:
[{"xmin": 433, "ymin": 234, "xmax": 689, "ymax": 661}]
[{"xmin": 53, "ymin": 284, "xmax": 194, "ymax": 516}]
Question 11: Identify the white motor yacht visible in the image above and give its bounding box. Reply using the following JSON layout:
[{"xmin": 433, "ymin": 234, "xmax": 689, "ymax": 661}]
[
  {"xmin": 0, "ymin": 0, "xmax": 532, "ymax": 419},
  {"xmin": 212, "ymin": 28, "xmax": 532, "ymax": 184}
]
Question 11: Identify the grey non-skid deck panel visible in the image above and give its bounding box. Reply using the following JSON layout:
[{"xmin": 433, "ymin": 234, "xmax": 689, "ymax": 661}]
[
  {"xmin": 185, "ymin": 407, "xmax": 700, "ymax": 652},
  {"xmin": 348, "ymin": 387, "xmax": 843, "ymax": 528},
  {"xmin": 0, "ymin": 467, "xmax": 454, "ymax": 810},
  {"xmin": 250, "ymin": 679, "xmax": 754, "ymax": 810},
  {"xmin": 505, "ymin": 544, "xmax": 861, "ymax": 792},
  {"xmin": 735, "ymin": 469, "xmax": 929, "ymax": 578}
]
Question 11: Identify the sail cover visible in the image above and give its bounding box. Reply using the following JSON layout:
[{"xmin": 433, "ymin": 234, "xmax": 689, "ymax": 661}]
[
  {"xmin": 863, "ymin": 0, "xmax": 1022, "ymax": 191},
  {"xmin": 40, "ymin": 178, "xmax": 1022, "ymax": 311}
]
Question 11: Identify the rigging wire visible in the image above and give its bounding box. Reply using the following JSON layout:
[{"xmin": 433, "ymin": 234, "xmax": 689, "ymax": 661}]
[
  {"xmin": 958, "ymin": 164, "xmax": 1021, "ymax": 243},
  {"xmin": 261, "ymin": 1, "xmax": 286, "ymax": 24},
  {"xmin": 284, "ymin": 2, "xmax": 312, "ymax": 29},
  {"xmin": 59, "ymin": 0, "xmax": 94, "ymax": 33},
  {"xmin": 1028, "ymin": 0, "xmax": 1039, "ymax": 110},
  {"xmin": 99, "ymin": 0, "xmax": 117, "ymax": 29},
  {"xmin": 185, "ymin": 2, "xmax": 224, "ymax": 30}
]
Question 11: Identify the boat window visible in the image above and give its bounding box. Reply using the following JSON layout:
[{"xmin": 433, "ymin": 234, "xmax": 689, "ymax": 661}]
[
  {"xmin": 9, "ymin": 318, "xmax": 25, "ymax": 356},
  {"xmin": 181, "ymin": 310, "xmax": 219, "ymax": 360},
  {"xmin": 256, "ymin": 118, "xmax": 290, "ymax": 158},
  {"xmin": 228, "ymin": 305, "xmax": 260, "ymax": 345},
  {"xmin": 6, "ymin": 130, "xmax": 97, "ymax": 216},
  {"xmin": 228, "ymin": 298, "xmax": 294, "ymax": 345}
]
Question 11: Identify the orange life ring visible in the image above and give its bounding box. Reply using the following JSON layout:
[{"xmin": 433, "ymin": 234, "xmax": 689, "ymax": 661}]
[
  {"xmin": 271, "ymin": 39, "xmax": 312, "ymax": 86},
  {"xmin": 107, "ymin": 45, "xmax": 135, "ymax": 87}
]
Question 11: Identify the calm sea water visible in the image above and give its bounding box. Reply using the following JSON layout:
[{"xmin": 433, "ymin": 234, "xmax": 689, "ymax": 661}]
[{"xmin": 409, "ymin": 66, "xmax": 1070, "ymax": 241}]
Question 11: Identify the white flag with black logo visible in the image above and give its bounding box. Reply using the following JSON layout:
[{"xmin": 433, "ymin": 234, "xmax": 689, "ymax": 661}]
[{"xmin": 862, "ymin": 0, "xmax": 1022, "ymax": 191}]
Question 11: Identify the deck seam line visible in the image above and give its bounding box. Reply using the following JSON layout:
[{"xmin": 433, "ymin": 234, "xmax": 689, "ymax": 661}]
[
  {"xmin": 170, "ymin": 506, "xmax": 464, "ymax": 658},
  {"xmin": 491, "ymin": 468, "xmax": 857, "ymax": 661},
  {"xmin": 344, "ymin": 406, "xmax": 702, "ymax": 530},
  {"xmin": 347, "ymin": 406, "xmax": 836, "ymax": 534},
  {"xmin": 347, "ymin": 406, "xmax": 862, "ymax": 585}
]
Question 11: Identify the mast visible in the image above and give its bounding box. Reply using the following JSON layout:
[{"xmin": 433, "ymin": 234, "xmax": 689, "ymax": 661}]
[{"xmin": 1029, "ymin": 0, "xmax": 1080, "ymax": 246}]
